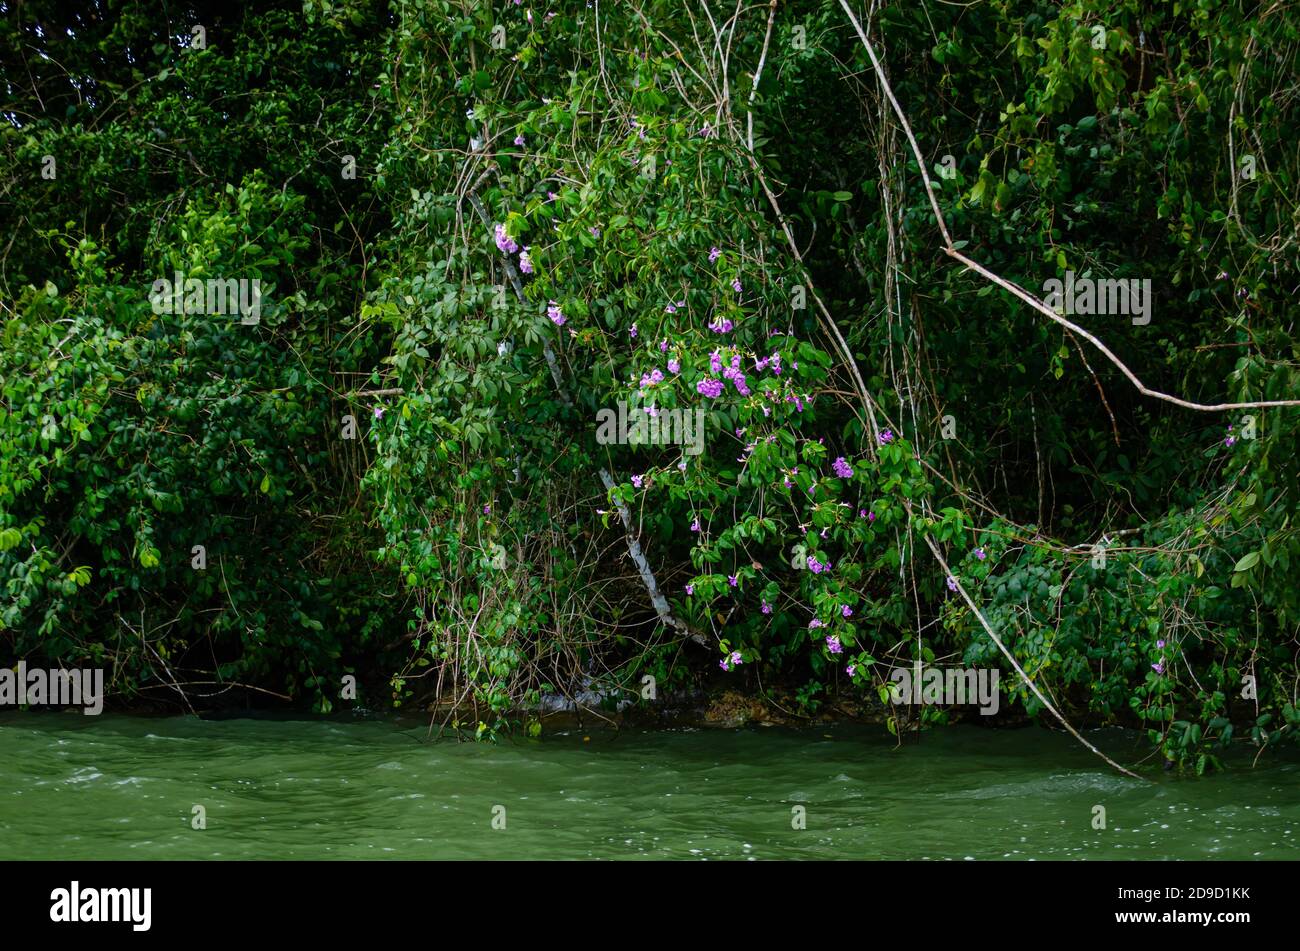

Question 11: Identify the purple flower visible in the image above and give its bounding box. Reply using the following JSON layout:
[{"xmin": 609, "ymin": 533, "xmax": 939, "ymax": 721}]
[
  {"xmin": 494, "ymin": 223, "xmax": 519, "ymax": 254},
  {"xmin": 685, "ymin": 584, "xmax": 694, "ymax": 595},
  {"xmin": 696, "ymin": 378, "xmax": 724, "ymax": 398},
  {"xmin": 690, "ymin": 518, "xmax": 700, "ymax": 532},
  {"xmin": 826, "ymin": 635, "xmax": 842, "ymax": 654},
  {"xmin": 728, "ymin": 574, "xmax": 738, "ymax": 587},
  {"xmin": 518, "ymin": 248, "xmax": 533, "ymax": 274},
  {"xmin": 709, "ymin": 317, "xmax": 734, "ymax": 334},
  {"xmin": 546, "ymin": 191, "xmax": 558, "ymax": 202},
  {"xmin": 846, "ymin": 664, "xmax": 856, "ymax": 677},
  {"xmin": 547, "ymin": 301, "xmax": 566, "ymax": 326},
  {"xmin": 878, "ymin": 429, "xmax": 894, "ymax": 445},
  {"xmin": 659, "ymin": 339, "xmax": 669, "ymax": 352},
  {"xmin": 761, "ymin": 600, "xmax": 772, "ymax": 615},
  {"xmin": 809, "ymin": 618, "xmax": 825, "ymax": 629},
  {"xmin": 974, "ymin": 547, "xmax": 986, "ymax": 560},
  {"xmin": 709, "ymin": 351, "xmax": 723, "ymax": 374},
  {"xmin": 373, "ymin": 405, "xmax": 385, "ymax": 419},
  {"xmin": 832, "ymin": 457, "xmax": 854, "ymax": 479},
  {"xmin": 629, "ymin": 324, "xmax": 638, "ymax": 339},
  {"xmin": 709, "ymin": 246, "xmax": 721, "ymax": 263},
  {"xmin": 483, "ymin": 504, "xmax": 490, "ymax": 514},
  {"xmin": 514, "ymin": 134, "xmax": 526, "ymax": 147},
  {"xmin": 1152, "ymin": 662, "xmax": 1165, "ymax": 675},
  {"xmin": 841, "ymin": 605, "xmax": 853, "ymax": 618},
  {"xmin": 807, "ymin": 556, "xmax": 827, "ymax": 574},
  {"xmin": 631, "ymin": 474, "xmax": 644, "ymax": 488},
  {"xmin": 731, "ymin": 278, "xmax": 742, "ymax": 292},
  {"xmin": 946, "ymin": 575, "xmax": 958, "ymax": 592},
  {"xmin": 667, "ymin": 358, "xmax": 680, "ymax": 374},
  {"xmin": 1156, "ymin": 639, "xmax": 1165, "ymax": 649},
  {"xmin": 867, "ymin": 511, "xmax": 876, "ymax": 522}
]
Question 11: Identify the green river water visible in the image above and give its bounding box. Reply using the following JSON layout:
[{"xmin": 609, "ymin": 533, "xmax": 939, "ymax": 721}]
[{"xmin": 1, "ymin": 714, "xmax": 1296, "ymax": 860}]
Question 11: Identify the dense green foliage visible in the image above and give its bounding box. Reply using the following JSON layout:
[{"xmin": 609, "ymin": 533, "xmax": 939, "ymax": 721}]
[{"xmin": 2, "ymin": 0, "xmax": 1297, "ymax": 769}]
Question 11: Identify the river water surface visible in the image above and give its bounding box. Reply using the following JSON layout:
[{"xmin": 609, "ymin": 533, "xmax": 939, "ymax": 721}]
[{"xmin": 1, "ymin": 714, "xmax": 1296, "ymax": 860}]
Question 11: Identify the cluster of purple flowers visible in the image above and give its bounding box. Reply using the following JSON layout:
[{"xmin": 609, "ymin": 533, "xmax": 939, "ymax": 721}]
[
  {"xmin": 719, "ymin": 650, "xmax": 743, "ymax": 672},
  {"xmin": 494, "ymin": 223, "xmax": 518, "ymax": 254},
  {"xmin": 722, "ymin": 355, "xmax": 751, "ymax": 396},
  {"xmin": 832, "ymin": 457, "xmax": 853, "ymax": 479},
  {"xmin": 639, "ymin": 367, "xmax": 665, "ymax": 390},
  {"xmin": 495, "ymin": 222, "xmax": 536, "ymax": 276},
  {"xmin": 709, "ymin": 317, "xmax": 734, "ymax": 334},
  {"xmin": 696, "ymin": 378, "xmax": 724, "ymax": 398},
  {"xmin": 547, "ymin": 301, "xmax": 565, "ymax": 326}
]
